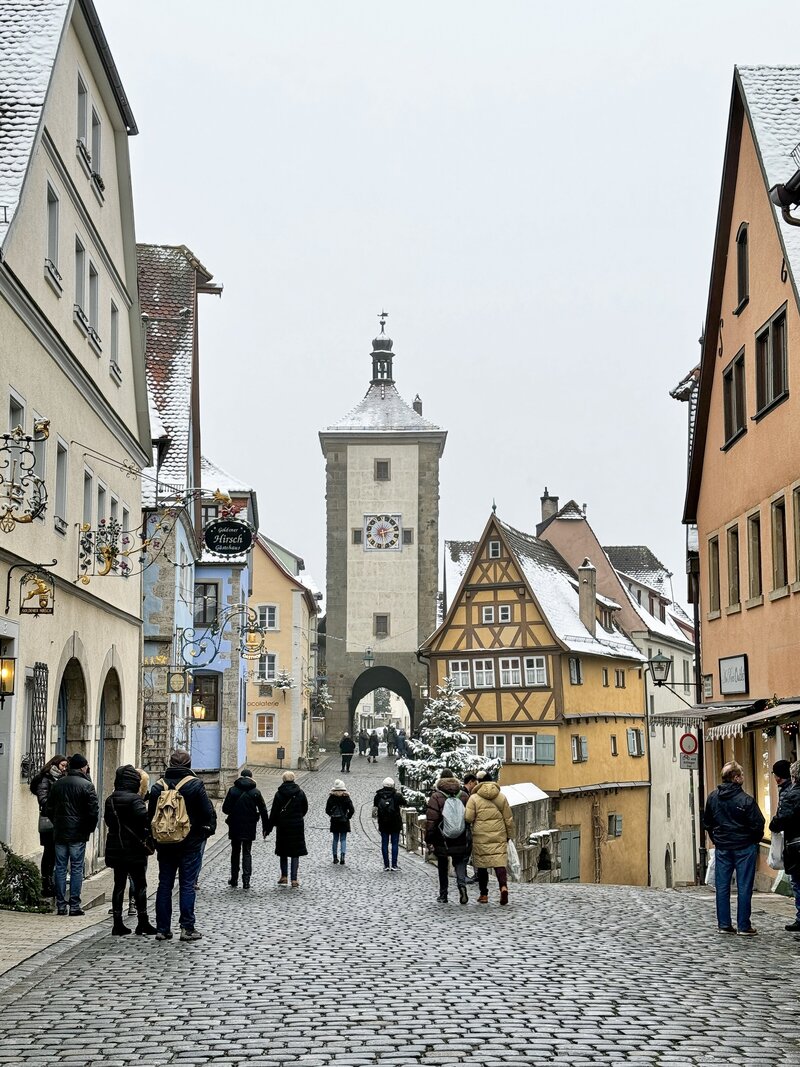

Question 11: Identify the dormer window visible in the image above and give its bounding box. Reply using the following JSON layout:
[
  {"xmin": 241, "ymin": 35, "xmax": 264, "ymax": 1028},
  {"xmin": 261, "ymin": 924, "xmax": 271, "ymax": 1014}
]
[
  {"xmin": 600, "ymin": 607, "xmax": 613, "ymax": 630},
  {"xmin": 488, "ymin": 540, "xmax": 500, "ymax": 559},
  {"xmin": 735, "ymin": 223, "xmax": 749, "ymax": 312}
]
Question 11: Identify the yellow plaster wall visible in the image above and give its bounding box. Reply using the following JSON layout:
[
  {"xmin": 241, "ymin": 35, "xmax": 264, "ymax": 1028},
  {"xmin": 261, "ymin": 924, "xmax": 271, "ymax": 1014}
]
[{"xmin": 557, "ymin": 788, "xmax": 649, "ymax": 886}]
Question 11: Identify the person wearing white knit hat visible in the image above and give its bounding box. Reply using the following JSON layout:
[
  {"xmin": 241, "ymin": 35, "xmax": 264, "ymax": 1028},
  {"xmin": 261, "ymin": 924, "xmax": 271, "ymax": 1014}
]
[
  {"xmin": 325, "ymin": 778, "xmax": 355, "ymax": 864},
  {"xmin": 373, "ymin": 777, "xmax": 404, "ymax": 871}
]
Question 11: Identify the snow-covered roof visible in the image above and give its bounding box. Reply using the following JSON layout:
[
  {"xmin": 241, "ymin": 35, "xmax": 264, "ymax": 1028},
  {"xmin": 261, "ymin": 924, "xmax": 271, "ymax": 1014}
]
[
  {"xmin": 738, "ymin": 66, "xmax": 800, "ymax": 285},
  {"xmin": 603, "ymin": 546, "xmax": 671, "ymax": 595},
  {"xmin": 201, "ymin": 455, "xmax": 253, "ymax": 496},
  {"xmin": 444, "ymin": 521, "xmax": 644, "ymax": 662},
  {"xmin": 500, "ymin": 782, "xmax": 549, "ymax": 807},
  {"xmin": 0, "ymin": 1, "xmax": 67, "ymax": 250},
  {"xmin": 324, "ymin": 381, "xmax": 443, "ymax": 435}
]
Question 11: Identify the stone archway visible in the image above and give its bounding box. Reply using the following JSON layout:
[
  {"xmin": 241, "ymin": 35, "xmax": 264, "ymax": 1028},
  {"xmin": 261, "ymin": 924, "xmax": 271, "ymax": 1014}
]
[
  {"xmin": 348, "ymin": 666, "xmax": 416, "ymax": 734},
  {"xmin": 56, "ymin": 659, "xmax": 88, "ymax": 756}
]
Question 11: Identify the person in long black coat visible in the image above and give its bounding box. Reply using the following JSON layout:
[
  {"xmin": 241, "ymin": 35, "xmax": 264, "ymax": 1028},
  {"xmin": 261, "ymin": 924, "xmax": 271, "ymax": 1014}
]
[
  {"xmin": 222, "ymin": 768, "xmax": 268, "ymax": 889},
  {"xmin": 30, "ymin": 753, "xmax": 67, "ymax": 897},
  {"xmin": 103, "ymin": 764, "xmax": 157, "ymax": 936},
  {"xmin": 267, "ymin": 771, "xmax": 308, "ymax": 888},
  {"xmin": 373, "ymin": 777, "xmax": 405, "ymax": 871},
  {"xmin": 368, "ymin": 731, "xmax": 380, "ymax": 764}
]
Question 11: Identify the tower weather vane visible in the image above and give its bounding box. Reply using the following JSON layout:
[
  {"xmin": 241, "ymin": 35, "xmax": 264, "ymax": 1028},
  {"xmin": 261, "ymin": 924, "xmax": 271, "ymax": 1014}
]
[{"xmin": 378, "ymin": 309, "xmax": 388, "ymax": 334}]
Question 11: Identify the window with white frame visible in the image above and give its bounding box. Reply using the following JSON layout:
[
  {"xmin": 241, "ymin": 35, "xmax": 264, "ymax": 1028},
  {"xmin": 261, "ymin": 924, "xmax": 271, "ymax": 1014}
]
[
  {"xmin": 614, "ymin": 669, "xmax": 625, "ymax": 688},
  {"xmin": 488, "ymin": 540, "xmax": 500, "ymax": 559},
  {"xmin": 77, "ymin": 75, "xmax": 88, "ymax": 147},
  {"xmin": 122, "ymin": 505, "xmax": 130, "ymax": 534},
  {"xmin": 46, "ymin": 184, "xmax": 60, "ymax": 279},
  {"xmin": 96, "ymin": 482, "xmax": 106, "ymax": 525},
  {"xmin": 683, "ymin": 659, "xmax": 691, "ymax": 694},
  {"xmin": 8, "ymin": 392, "xmax": 24, "ymax": 434},
  {"xmin": 74, "ymin": 237, "xmax": 86, "ymax": 320},
  {"xmin": 464, "ymin": 734, "xmax": 478, "ymax": 755},
  {"xmin": 481, "ymin": 605, "xmax": 495, "ymax": 624},
  {"xmin": 82, "ymin": 468, "xmax": 93, "ymax": 526},
  {"xmin": 88, "ymin": 262, "xmax": 99, "ymax": 341},
  {"xmin": 498, "ymin": 604, "xmax": 512, "ymax": 623},
  {"xmin": 110, "ymin": 302, "xmax": 119, "ymax": 371},
  {"xmin": 258, "ymin": 604, "xmax": 279, "ymax": 630},
  {"xmin": 571, "ymin": 734, "xmax": 588, "ymax": 762},
  {"xmin": 473, "ymin": 659, "xmax": 495, "ymax": 688},
  {"xmin": 499, "ymin": 657, "xmax": 521, "ymax": 686},
  {"xmin": 600, "ymin": 606, "xmax": 613, "ymax": 630},
  {"xmin": 627, "ymin": 727, "xmax": 645, "ymax": 757},
  {"xmin": 55, "ymin": 439, "xmax": 68, "ymax": 529},
  {"xmin": 610, "ymin": 734, "xmax": 618, "ymax": 756},
  {"xmin": 254, "ymin": 711, "xmax": 277, "ymax": 741},
  {"xmin": 257, "ymin": 653, "xmax": 277, "ymax": 682},
  {"xmin": 484, "ymin": 734, "xmax": 506, "ymax": 760},
  {"xmin": 568, "ymin": 657, "xmax": 583, "ymax": 685},
  {"xmin": 91, "ymin": 108, "xmax": 101, "ymax": 176},
  {"xmin": 109, "ymin": 495, "xmax": 118, "ymax": 524},
  {"xmin": 449, "ymin": 660, "xmax": 470, "ymax": 688},
  {"xmin": 608, "ymin": 814, "xmax": 623, "ymax": 838},
  {"xmin": 513, "ymin": 733, "xmax": 555, "ymax": 764},
  {"xmin": 602, "ymin": 667, "xmax": 609, "ymax": 687},
  {"xmin": 524, "ymin": 656, "xmax": 547, "ymax": 686}
]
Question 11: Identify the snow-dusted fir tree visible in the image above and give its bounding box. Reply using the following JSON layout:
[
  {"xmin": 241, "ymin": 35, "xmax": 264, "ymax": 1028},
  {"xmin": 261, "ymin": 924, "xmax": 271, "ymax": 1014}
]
[{"xmin": 396, "ymin": 676, "xmax": 501, "ymax": 811}]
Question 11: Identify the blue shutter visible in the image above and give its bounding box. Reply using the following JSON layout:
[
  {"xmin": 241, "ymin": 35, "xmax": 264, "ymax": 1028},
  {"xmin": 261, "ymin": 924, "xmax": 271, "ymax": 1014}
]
[{"xmin": 536, "ymin": 734, "xmax": 556, "ymax": 765}]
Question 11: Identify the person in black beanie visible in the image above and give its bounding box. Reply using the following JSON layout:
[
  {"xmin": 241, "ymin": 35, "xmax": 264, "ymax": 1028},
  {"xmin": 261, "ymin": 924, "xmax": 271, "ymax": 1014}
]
[
  {"xmin": 222, "ymin": 768, "xmax": 268, "ymax": 888},
  {"xmin": 46, "ymin": 753, "xmax": 99, "ymax": 916},
  {"xmin": 771, "ymin": 759, "xmax": 800, "ymax": 932}
]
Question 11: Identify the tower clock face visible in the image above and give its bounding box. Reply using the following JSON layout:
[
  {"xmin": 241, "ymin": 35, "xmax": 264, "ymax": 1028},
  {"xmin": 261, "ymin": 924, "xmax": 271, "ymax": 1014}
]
[{"xmin": 364, "ymin": 514, "xmax": 401, "ymax": 550}]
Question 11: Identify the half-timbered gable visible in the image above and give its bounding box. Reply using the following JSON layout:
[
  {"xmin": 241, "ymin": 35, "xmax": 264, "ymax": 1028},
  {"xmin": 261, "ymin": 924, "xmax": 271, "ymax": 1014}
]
[{"xmin": 422, "ymin": 512, "xmax": 649, "ymax": 885}]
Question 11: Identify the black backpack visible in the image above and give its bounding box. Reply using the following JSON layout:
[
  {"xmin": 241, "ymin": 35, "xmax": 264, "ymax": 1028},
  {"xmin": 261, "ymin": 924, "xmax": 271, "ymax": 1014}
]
[
  {"xmin": 329, "ymin": 800, "xmax": 348, "ymax": 822},
  {"xmin": 377, "ymin": 792, "xmax": 396, "ymax": 819}
]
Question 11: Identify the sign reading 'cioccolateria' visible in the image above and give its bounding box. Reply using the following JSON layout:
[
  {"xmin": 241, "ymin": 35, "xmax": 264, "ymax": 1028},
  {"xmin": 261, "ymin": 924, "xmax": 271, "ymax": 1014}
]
[{"xmin": 203, "ymin": 517, "xmax": 254, "ymax": 557}]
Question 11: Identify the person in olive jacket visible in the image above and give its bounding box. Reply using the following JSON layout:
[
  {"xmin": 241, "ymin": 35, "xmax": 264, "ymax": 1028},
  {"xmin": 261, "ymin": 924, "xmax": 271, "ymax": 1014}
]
[
  {"xmin": 148, "ymin": 750, "xmax": 216, "ymax": 942},
  {"xmin": 425, "ymin": 769, "xmax": 470, "ymax": 905},
  {"xmin": 769, "ymin": 759, "xmax": 800, "ymax": 932},
  {"xmin": 47, "ymin": 752, "xmax": 99, "ymax": 916},
  {"xmin": 267, "ymin": 771, "xmax": 308, "ymax": 888},
  {"xmin": 222, "ymin": 768, "xmax": 268, "ymax": 889},
  {"xmin": 704, "ymin": 760, "xmax": 765, "ymax": 935},
  {"xmin": 30, "ymin": 753, "xmax": 67, "ymax": 897},
  {"xmin": 103, "ymin": 764, "xmax": 157, "ymax": 937},
  {"xmin": 373, "ymin": 777, "xmax": 404, "ymax": 871}
]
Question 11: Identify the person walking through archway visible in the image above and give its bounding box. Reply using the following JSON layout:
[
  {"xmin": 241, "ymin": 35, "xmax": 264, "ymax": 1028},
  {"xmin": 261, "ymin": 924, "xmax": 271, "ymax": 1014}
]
[
  {"xmin": 267, "ymin": 771, "xmax": 308, "ymax": 888},
  {"xmin": 368, "ymin": 730, "xmax": 380, "ymax": 764},
  {"xmin": 358, "ymin": 728, "xmax": 369, "ymax": 757},
  {"xmin": 222, "ymin": 768, "xmax": 269, "ymax": 889}
]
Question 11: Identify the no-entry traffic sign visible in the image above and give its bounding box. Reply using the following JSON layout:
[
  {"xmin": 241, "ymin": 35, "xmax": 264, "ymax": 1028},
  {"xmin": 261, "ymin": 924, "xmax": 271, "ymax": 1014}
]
[{"xmin": 679, "ymin": 732, "xmax": 698, "ymax": 756}]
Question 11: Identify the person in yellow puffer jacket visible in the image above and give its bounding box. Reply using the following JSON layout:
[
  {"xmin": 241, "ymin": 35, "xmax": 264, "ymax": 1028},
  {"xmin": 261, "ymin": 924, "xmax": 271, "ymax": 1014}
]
[{"xmin": 465, "ymin": 772, "xmax": 514, "ymax": 906}]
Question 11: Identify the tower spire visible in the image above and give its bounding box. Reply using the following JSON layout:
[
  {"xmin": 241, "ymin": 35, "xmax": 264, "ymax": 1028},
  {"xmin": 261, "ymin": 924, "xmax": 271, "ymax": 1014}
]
[{"xmin": 371, "ymin": 310, "xmax": 394, "ymax": 384}]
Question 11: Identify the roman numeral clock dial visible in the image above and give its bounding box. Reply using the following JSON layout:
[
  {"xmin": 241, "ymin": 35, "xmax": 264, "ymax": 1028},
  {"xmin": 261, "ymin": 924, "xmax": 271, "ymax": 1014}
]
[{"xmin": 364, "ymin": 514, "xmax": 401, "ymax": 550}]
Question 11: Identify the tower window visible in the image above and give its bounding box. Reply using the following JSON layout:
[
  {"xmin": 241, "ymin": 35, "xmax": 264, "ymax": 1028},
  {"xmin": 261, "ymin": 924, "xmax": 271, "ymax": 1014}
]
[
  {"xmin": 374, "ymin": 459, "xmax": 390, "ymax": 482},
  {"xmin": 735, "ymin": 223, "xmax": 749, "ymax": 311},
  {"xmin": 374, "ymin": 613, "xmax": 390, "ymax": 638},
  {"xmin": 352, "ymin": 528, "xmax": 363, "ymax": 545},
  {"xmin": 402, "ymin": 528, "xmax": 414, "ymax": 545}
]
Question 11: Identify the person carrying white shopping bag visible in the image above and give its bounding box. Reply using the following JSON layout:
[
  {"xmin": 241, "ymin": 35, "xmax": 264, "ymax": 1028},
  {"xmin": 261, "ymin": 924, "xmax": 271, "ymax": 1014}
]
[{"xmin": 769, "ymin": 759, "xmax": 800, "ymax": 933}]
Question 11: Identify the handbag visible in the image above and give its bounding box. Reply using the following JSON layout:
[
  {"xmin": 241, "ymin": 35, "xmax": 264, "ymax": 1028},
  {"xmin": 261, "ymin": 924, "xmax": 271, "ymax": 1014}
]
[
  {"xmin": 112, "ymin": 799, "xmax": 155, "ymax": 856},
  {"xmin": 768, "ymin": 830, "xmax": 784, "ymax": 870},
  {"xmin": 38, "ymin": 813, "xmax": 53, "ymax": 834},
  {"xmin": 506, "ymin": 839, "xmax": 522, "ymax": 882}
]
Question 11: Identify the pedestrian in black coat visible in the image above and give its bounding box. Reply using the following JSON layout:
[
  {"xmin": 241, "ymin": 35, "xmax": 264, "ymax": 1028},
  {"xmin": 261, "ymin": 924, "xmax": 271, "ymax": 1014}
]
[
  {"xmin": 368, "ymin": 731, "xmax": 380, "ymax": 764},
  {"xmin": 325, "ymin": 778, "xmax": 355, "ymax": 864},
  {"xmin": 373, "ymin": 777, "xmax": 404, "ymax": 871},
  {"xmin": 358, "ymin": 728, "xmax": 369, "ymax": 756},
  {"xmin": 222, "ymin": 768, "xmax": 268, "ymax": 889},
  {"xmin": 103, "ymin": 764, "xmax": 157, "ymax": 937},
  {"xmin": 339, "ymin": 732, "xmax": 356, "ymax": 773},
  {"xmin": 770, "ymin": 760, "xmax": 800, "ymax": 931},
  {"xmin": 47, "ymin": 753, "xmax": 99, "ymax": 915},
  {"xmin": 30, "ymin": 753, "xmax": 67, "ymax": 896},
  {"xmin": 267, "ymin": 771, "xmax": 308, "ymax": 888}
]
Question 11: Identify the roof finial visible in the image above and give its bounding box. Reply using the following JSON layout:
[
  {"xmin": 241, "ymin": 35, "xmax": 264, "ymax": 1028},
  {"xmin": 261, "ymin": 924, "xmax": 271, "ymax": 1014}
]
[
  {"xmin": 492, "ymin": 498, "xmax": 497, "ymax": 514},
  {"xmin": 378, "ymin": 309, "xmax": 388, "ymax": 335}
]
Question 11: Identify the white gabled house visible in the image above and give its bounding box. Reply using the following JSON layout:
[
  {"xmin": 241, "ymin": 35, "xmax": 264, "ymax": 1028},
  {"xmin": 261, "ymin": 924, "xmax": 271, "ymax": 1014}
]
[{"xmin": 0, "ymin": 0, "xmax": 150, "ymax": 865}]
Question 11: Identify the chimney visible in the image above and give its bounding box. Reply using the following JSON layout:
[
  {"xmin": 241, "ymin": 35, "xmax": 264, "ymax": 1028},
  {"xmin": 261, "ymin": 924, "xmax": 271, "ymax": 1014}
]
[
  {"xmin": 540, "ymin": 486, "xmax": 559, "ymax": 523},
  {"xmin": 413, "ymin": 394, "xmax": 423, "ymax": 415},
  {"xmin": 578, "ymin": 557, "xmax": 596, "ymax": 636}
]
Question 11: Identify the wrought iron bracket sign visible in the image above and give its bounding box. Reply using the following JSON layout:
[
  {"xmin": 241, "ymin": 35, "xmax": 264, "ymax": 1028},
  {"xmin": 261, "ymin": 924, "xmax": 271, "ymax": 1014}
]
[
  {"xmin": 5, "ymin": 560, "xmax": 57, "ymax": 616},
  {"xmin": 203, "ymin": 516, "xmax": 254, "ymax": 557},
  {"xmin": 178, "ymin": 604, "xmax": 266, "ymax": 669},
  {"xmin": 0, "ymin": 422, "xmax": 49, "ymax": 532},
  {"xmin": 76, "ymin": 507, "xmax": 179, "ymax": 584}
]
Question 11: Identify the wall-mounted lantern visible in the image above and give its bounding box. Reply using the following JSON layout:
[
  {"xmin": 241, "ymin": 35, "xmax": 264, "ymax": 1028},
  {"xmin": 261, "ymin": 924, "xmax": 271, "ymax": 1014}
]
[
  {"xmin": 363, "ymin": 646, "xmax": 375, "ymax": 669},
  {"xmin": 0, "ymin": 654, "xmax": 16, "ymax": 707}
]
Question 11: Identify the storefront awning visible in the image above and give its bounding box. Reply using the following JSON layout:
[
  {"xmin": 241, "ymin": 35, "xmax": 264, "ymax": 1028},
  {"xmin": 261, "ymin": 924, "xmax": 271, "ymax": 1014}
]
[
  {"xmin": 651, "ymin": 703, "xmax": 751, "ymax": 729},
  {"xmin": 705, "ymin": 703, "xmax": 800, "ymax": 741}
]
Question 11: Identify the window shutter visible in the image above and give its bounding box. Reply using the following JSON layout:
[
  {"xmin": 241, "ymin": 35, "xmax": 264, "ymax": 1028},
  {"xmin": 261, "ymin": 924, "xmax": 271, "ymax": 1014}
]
[
  {"xmin": 580, "ymin": 736, "xmax": 588, "ymax": 761},
  {"xmin": 627, "ymin": 728, "xmax": 636, "ymax": 756}
]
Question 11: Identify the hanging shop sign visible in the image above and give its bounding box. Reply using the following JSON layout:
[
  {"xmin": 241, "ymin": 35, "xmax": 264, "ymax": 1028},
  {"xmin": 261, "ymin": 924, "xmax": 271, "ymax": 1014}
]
[
  {"xmin": 203, "ymin": 517, "xmax": 253, "ymax": 557},
  {"xmin": 719, "ymin": 654, "xmax": 749, "ymax": 697}
]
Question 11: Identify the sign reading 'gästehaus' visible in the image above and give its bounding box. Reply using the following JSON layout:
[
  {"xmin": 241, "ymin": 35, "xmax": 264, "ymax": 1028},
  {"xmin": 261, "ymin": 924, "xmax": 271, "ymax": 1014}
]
[{"xmin": 203, "ymin": 517, "xmax": 253, "ymax": 557}]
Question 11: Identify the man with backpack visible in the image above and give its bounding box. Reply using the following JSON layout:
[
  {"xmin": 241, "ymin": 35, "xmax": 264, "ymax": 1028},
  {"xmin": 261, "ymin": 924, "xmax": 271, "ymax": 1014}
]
[
  {"xmin": 425, "ymin": 769, "xmax": 470, "ymax": 905},
  {"xmin": 373, "ymin": 777, "xmax": 405, "ymax": 871},
  {"xmin": 148, "ymin": 750, "xmax": 216, "ymax": 942}
]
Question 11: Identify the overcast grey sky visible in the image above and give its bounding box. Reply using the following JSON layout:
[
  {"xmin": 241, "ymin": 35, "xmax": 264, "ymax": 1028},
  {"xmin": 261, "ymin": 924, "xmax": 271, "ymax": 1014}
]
[{"xmin": 99, "ymin": 0, "xmax": 796, "ymax": 597}]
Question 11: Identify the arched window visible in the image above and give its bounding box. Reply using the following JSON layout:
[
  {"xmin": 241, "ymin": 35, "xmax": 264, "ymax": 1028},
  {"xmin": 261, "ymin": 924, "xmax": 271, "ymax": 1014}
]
[{"xmin": 736, "ymin": 223, "xmax": 749, "ymax": 310}]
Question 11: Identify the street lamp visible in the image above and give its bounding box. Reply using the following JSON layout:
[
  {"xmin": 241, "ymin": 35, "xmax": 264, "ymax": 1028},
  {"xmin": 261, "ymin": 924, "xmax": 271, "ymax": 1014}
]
[
  {"xmin": 648, "ymin": 652, "xmax": 673, "ymax": 687},
  {"xmin": 363, "ymin": 646, "xmax": 375, "ymax": 669},
  {"xmin": 191, "ymin": 700, "xmax": 206, "ymax": 721},
  {"xmin": 0, "ymin": 654, "xmax": 16, "ymax": 707}
]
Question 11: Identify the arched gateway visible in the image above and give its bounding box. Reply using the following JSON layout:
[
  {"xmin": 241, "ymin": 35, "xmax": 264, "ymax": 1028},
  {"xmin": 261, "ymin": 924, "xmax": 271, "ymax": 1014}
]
[{"xmin": 319, "ymin": 317, "xmax": 447, "ymax": 742}]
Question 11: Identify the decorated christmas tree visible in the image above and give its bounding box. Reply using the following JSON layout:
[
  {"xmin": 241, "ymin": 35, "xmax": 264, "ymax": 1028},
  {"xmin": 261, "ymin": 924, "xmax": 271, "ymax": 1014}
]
[{"xmin": 396, "ymin": 676, "xmax": 501, "ymax": 810}]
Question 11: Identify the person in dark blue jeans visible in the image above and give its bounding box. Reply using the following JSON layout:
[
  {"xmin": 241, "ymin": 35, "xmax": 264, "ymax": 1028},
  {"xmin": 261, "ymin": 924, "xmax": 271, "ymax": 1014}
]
[
  {"xmin": 148, "ymin": 751, "xmax": 216, "ymax": 942},
  {"xmin": 373, "ymin": 777, "xmax": 404, "ymax": 871},
  {"xmin": 704, "ymin": 760, "xmax": 765, "ymax": 936},
  {"xmin": 47, "ymin": 753, "xmax": 99, "ymax": 916}
]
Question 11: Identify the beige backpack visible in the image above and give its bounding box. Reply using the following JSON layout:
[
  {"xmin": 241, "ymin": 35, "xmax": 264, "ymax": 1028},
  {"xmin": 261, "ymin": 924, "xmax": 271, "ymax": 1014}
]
[{"xmin": 151, "ymin": 775, "xmax": 194, "ymax": 844}]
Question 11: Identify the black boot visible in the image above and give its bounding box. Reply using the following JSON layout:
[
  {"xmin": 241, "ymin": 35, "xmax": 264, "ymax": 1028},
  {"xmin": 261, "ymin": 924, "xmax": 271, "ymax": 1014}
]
[
  {"xmin": 135, "ymin": 914, "xmax": 157, "ymax": 936},
  {"xmin": 112, "ymin": 913, "xmax": 131, "ymax": 936}
]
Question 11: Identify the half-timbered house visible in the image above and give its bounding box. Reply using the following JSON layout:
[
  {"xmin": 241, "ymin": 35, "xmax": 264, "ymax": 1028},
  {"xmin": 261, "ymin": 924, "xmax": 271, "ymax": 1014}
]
[{"xmin": 422, "ymin": 514, "xmax": 649, "ymax": 885}]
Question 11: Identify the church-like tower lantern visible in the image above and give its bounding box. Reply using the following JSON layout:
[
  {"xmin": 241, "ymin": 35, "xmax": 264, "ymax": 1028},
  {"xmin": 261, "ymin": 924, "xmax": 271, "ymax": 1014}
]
[{"xmin": 319, "ymin": 314, "xmax": 447, "ymax": 739}]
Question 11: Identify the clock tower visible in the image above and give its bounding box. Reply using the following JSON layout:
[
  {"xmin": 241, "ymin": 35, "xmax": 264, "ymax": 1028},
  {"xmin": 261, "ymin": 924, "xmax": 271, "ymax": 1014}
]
[{"xmin": 319, "ymin": 317, "xmax": 447, "ymax": 740}]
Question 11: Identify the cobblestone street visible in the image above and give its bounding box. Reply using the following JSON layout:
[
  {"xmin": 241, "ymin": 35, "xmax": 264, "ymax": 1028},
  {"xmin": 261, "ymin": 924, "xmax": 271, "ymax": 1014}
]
[{"xmin": 1, "ymin": 756, "xmax": 798, "ymax": 1067}]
